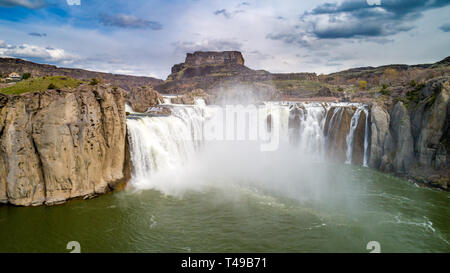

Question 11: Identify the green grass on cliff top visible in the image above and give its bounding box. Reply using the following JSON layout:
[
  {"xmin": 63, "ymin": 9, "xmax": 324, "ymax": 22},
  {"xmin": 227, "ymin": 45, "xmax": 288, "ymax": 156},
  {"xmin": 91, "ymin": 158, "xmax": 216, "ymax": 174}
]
[{"xmin": 0, "ymin": 76, "xmax": 84, "ymax": 95}]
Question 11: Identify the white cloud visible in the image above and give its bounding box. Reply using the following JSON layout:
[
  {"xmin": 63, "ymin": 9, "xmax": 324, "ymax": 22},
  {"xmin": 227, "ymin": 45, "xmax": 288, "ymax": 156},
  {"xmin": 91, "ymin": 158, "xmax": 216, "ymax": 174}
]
[
  {"xmin": 0, "ymin": 40, "xmax": 79, "ymax": 64},
  {"xmin": 66, "ymin": 0, "xmax": 80, "ymax": 6},
  {"xmin": 172, "ymin": 38, "xmax": 242, "ymax": 53},
  {"xmin": 366, "ymin": 0, "xmax": 381, "ymax": 6},
  {"xmin": 0, "ymin": 0, "xmax": 449, "ymax": 78},
  {"xmin": 0, "ymin": 0, "xmax": 45, "ymax": 9}
]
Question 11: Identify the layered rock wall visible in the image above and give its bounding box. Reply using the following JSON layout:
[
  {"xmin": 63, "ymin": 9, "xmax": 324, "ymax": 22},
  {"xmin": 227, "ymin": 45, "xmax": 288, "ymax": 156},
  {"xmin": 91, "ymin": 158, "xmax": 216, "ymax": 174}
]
[
  {"xmin": 0, "ymin": 85, "xmax": 130, "ymax": 206},
  {"xmin": 368, "ymin": 77, "xmax": 449, "ymax": 189},
  {"xmin": 127, "ymin": 86, "xmax": 163, "ymax": 112}
]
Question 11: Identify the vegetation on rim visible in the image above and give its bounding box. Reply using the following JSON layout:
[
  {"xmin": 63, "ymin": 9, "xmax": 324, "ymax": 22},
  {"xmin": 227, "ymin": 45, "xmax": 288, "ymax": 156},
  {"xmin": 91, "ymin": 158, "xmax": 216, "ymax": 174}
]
[{"xmin": 0, "ymin": 76, "xmax": 84, "ymax": 95}]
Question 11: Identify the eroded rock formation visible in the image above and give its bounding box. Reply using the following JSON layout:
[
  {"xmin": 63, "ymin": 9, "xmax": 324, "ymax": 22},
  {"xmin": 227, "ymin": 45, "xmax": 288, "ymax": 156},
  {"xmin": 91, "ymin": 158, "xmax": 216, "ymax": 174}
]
[
  {"xmin": 127, "ymin": 86, "xmax": 163, "ymax": 112},
  {"xmin": 368, "ymin": 77, "xmax": 450, "ymax": 189},
  {"xmin": 0, "ymin": 85, "xmax": 130, "ymax": 206}
]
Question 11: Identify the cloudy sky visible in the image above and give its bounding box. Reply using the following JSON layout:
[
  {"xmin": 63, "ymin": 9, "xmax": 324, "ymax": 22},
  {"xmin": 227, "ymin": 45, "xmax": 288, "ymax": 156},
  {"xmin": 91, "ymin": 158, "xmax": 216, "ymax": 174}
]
[{"xmin": 0, "ymin": 0, "xmax": 449, "ymax": 79}]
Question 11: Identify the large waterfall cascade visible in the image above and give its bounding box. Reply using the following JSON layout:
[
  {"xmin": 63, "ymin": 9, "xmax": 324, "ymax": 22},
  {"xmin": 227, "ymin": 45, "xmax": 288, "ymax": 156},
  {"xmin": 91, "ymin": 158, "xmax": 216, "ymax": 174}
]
[{"xmin": 126, "ymin": 97, "xmax": 371, "ymax": 188}]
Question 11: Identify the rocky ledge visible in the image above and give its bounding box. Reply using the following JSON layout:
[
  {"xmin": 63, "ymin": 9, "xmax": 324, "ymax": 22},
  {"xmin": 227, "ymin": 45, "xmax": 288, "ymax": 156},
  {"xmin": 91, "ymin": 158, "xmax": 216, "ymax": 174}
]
[{"xmin": 0, "ymin": 84, "xmax": 130, "ymax": 206}]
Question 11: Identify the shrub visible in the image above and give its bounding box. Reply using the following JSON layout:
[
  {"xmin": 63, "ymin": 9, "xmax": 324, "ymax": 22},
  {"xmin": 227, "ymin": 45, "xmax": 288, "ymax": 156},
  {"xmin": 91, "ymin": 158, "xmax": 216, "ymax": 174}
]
[
  {"xmin": 383, "ymin": 68, "xmax": 399, "ymax": 79},
  {"xmin": 337, "ymin": 87, "xmax": 344, "ymax": 92},
  {"xmin": 410, "ymin": 80, "xmax": 416, "ymax": 87},
  {"xmin": 406, "ymin": 82, "xmax": 425, "ymax": 104},
  {"xmin": 379, "ymin": 88, "xmax": 391, "ymax": 96},
  {"xmin": 22, "ymin": 73, "xmax": 31, "ymax": 80},
  {"xmin": 47, "ymin": 83, "xmax": 56, "ymax": 89},
  {"xmin": 89, "ymin": 78, "xmax": 99, "ymax": 86},
  {"xmin": 358, "ymin": 80, "xmax": 367, "ymax": 90},
  {"xmin": 379, "ymin": 84, "xmax": 391, "ymax": 96}
]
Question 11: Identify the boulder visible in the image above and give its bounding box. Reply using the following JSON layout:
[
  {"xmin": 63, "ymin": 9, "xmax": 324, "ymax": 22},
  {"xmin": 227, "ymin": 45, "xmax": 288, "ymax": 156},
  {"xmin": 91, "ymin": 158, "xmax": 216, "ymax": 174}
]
[
  {"xmin": 315, "ymin": 87, "xmax": 333, "ymax": 97},
  {"xmin": 127, "ymin": 86, "xmax": 163, "ymax": 112}
]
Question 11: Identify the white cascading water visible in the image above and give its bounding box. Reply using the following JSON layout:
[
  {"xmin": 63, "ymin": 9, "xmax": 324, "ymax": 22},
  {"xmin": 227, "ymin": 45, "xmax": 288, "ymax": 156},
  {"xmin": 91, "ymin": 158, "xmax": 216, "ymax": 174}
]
[
  {"xmin": 345, "ymin": 107, "xmax": 364, "ymax": 164},
  {"xmin": 126, "ymin": 99, "xmax": 205, "ymax": 189},
  {"xmin": 286, "ymin": 102, "xmax": 327, "ymax": 161},
  {"xmin": 362, "ymin": 107, "xmax": 369, "ymax": 167},
  {"xmin": 343, "ymin": 105, "xmax": 370, "ymax": 165},
  {"xmin": 126, "ymin": 97, "xmax": 370, "ymax": 191}
]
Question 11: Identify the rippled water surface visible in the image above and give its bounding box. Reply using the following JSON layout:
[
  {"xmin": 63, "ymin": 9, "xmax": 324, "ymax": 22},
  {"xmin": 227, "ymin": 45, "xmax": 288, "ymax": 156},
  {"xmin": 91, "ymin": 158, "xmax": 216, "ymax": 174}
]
[{"xmin": 0, "ymin": 165, "xmax": 448, "ymax": 253}]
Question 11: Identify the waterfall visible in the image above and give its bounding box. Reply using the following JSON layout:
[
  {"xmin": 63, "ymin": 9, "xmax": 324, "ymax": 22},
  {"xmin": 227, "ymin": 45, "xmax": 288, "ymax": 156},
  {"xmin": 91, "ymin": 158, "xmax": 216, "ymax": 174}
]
[
  {"xmin": 326, "ymin": 107, "xmax": 340, "ymax": 136},
  {"xmin": 290, "ymin": 103, "xmax": 327, "ymax": 161},
  {"xmin": 126, "ymin": 98, "xmax": 371, "ymax": 190},
  {"xmin": 126, "ymin": 99, "xmax": 205, "ymax": 188},
  {"xmin": 345, "ymin": 107, "xmax": 363, "ymax": 164},
  {"xmin": 362, "ymin": 107, "xmax": 369, "ymax": 167},
  {"xmin": 341, "ymin": 105, "xmax": 370, "ymax": 166},
  {"xmin": 125, "ymin": 103, "xmax": 134, "ymax": 113}
]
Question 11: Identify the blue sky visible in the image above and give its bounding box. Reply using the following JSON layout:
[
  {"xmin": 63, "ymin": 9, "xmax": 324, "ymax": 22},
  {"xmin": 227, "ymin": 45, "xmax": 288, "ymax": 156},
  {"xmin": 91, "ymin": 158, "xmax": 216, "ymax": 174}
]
[{"xmin": 0, "ymin": 0, "xmax": 449, "ymax": 79}]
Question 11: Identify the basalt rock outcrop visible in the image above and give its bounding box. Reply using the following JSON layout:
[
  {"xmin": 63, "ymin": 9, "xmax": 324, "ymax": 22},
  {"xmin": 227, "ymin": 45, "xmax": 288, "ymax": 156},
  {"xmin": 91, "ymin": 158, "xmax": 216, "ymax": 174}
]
[
  {"xmin": 368, "ymin": 77, "xmax": 450, "ymax": 189},
  {"xmin": 0, "ymin": 84, "xmax": 130, "ymax": 206},
  {"xmin": 369, "ymin": 104, "xmax": 393, "ymax": 170},
  {"xmin": 127, "ymin": 86, "xmax": 163, "ymax": 112}
]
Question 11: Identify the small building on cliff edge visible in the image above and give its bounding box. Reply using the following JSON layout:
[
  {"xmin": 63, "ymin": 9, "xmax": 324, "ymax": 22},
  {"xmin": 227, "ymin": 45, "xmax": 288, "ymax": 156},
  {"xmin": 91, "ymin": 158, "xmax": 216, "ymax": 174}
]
[{"xmin": 6, "ymin": 72, "xmax": 22, "ymax": 82}]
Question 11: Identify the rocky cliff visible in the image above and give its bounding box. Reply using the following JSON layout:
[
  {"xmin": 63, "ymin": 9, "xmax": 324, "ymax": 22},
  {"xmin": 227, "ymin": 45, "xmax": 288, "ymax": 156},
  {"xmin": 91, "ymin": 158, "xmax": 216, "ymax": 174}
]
[
  {"xmin": 127, "ymin": 86, "xmax": 163, "ymax": 112},
  {"xmin": 368, "ymin": 77, "xmax": 449, "ymax": 189},
  {"xmin": 0, "ymin": 84, "xmax": 130, "ymax": 206}
]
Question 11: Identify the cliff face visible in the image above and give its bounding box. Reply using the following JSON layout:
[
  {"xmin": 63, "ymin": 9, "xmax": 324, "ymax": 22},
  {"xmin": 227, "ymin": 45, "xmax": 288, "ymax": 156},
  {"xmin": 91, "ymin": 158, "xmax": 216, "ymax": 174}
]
[
  {"xmin": 0, "ymin": 85, "xmax": 130, "ymax": 206},
  {"xmin": 127, "ymin": 86, "xmax": 163, "ymax": 112},
  {"xmin": 185, "ymin": 51, "xmax": 244, "ymax": 66},
  {"xmin": 369, "ymin": 77, "xmax": 449, "ymax": 189}
]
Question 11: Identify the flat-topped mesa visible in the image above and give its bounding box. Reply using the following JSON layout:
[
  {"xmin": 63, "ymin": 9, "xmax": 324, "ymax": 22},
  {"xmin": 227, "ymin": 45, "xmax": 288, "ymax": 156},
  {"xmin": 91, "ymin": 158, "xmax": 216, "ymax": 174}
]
[
  {"xmin": 158, "ymin": 50, "xmax": 320, "ymax": 97},
  {"xmin": 185, "ymin": 51, "xmax": 245, "ymax": 66},
  {"xmin": 170, "ymin": 51, "xmax": 247, "ymax": 75},
  {"xmin": 166, "ymin": 51, "xmax": 252, "ymax": 84}
]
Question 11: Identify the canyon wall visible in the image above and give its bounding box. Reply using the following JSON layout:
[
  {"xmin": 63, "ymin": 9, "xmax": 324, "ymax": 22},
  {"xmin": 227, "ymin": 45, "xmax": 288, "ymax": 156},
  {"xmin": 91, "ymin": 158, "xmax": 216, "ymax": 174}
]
[
  {"xmin": 127, "ymin": 86, "xmax": 163, "ymax": 112},
  {"xmin": 0, "ymin": 85, "xmax": 130, "ymax": 206},
  {"xmin": 369, "ymin": 77, "xmax": 449, "ymax": 189}
]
